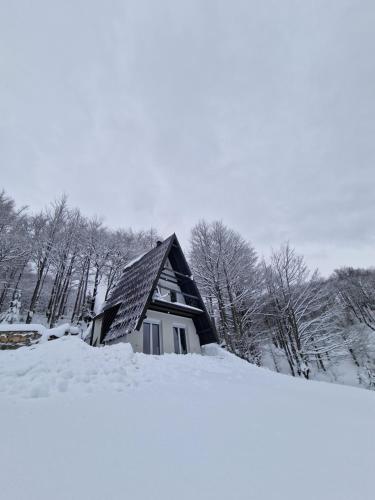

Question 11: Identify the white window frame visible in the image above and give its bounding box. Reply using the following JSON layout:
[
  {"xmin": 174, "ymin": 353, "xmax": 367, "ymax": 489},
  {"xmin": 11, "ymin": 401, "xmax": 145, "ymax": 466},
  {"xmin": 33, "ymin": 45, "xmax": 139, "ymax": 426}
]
[
  {"xmin": 143, "ymin": 319, "xmax": 163, "ymax": 354},
  {"xmin": 173, "ymin": 323, "xmax": 189, "ymax": 354}
]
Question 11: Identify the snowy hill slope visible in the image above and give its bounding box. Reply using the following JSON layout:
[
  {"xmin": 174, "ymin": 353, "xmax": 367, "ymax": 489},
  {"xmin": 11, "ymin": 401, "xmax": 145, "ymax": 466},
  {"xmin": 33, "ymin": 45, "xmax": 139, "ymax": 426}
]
[{"xmin": 1, "ymin": 338, "xmax": 374, "ymax": 500}]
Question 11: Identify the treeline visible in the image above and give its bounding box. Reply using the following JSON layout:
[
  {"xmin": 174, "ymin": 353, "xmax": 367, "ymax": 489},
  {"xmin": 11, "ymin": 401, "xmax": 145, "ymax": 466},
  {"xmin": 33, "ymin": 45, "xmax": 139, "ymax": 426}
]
[
  {"xmin": 190, "ymin": 220, "xmax": 375, "ymax": 386},
  {"xmin": 1, "ymin": 190, "xmax": 374, "ymax": 387},
  {"xmin": 0, "ymin": 191, "xmax": 158, "ymax": 328}
]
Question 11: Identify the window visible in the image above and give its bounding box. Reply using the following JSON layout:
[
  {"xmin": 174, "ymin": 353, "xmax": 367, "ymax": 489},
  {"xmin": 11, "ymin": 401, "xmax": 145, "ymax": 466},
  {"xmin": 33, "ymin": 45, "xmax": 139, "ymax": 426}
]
[
  {"xmin": 173, "ymin": 326, "xmax": 188, "ymax": 354},
  {"xmin": 143, "ymin": 322, "xmax": 161, "ymax": 354},
  {"xmin": 170, "ymin": 290, "xmax": 177, "ymax": 303}
]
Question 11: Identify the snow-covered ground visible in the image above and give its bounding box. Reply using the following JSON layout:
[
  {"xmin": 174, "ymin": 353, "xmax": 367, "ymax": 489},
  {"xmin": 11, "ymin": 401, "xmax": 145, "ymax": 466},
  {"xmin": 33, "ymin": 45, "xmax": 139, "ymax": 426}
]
[{"xmin": 1, "ymin": 338, "xmax": 374, "ymax": 500}]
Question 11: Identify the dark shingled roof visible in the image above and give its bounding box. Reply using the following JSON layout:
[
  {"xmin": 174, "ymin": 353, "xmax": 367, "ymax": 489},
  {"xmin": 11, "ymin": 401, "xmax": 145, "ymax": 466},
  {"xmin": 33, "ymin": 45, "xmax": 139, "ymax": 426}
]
[
  {"xmin": 104, "ymin": 235, "xmax": 174, "ymax": 342},
  {"xmin": 101, "ymin": 233, "xmax": 218, "ymax": 345}
]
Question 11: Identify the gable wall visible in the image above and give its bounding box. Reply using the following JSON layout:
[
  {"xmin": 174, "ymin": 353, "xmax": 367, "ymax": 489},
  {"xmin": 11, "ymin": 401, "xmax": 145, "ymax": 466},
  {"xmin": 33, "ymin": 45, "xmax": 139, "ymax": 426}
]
[
  {"xmin": 107, "ymin": 309, "xmax": 201, "ymax": 354},
  {"xmin": 144, "ymin": 309, "xmax": 201, "ymax": 354},
  {"xmin": 155, "ymin": 258, "xmax": 186, "ymax": 304}
]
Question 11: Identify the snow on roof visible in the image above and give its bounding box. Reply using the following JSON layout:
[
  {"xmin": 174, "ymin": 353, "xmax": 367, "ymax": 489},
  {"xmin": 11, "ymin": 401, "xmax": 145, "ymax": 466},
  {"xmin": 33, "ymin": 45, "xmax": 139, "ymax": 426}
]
[
  {"xmin": 94, "ymin": 251, "xmax": 150, "ymax": 316},
  {"xmin": 122, "ymin": 251, "xmax": 148, "ymax": 271}
]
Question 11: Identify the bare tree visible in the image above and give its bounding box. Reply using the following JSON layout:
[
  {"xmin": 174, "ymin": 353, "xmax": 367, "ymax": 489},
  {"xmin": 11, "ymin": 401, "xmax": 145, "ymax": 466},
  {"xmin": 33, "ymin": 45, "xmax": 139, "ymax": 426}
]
[
  {"xmin": 190, "ymin": 220, "xmax": 262, "ymax": 360},
  {"xmin": 261, "ymin": 244, "xmax": 343, "ymax": 378},
  {"xmin": 46, "ymin": 209, "xmax": 85, "ymax": 327},
  {"xmin": 0, "ymin": 191, "xmax": 30, "ymax": 309},
  {"xmin": 332, "ymin": 267, "xmax": 375, "ymax": 331},
  {"xmin": 25, "ymin": 196, "xmax": 68, "ymax": 323}
]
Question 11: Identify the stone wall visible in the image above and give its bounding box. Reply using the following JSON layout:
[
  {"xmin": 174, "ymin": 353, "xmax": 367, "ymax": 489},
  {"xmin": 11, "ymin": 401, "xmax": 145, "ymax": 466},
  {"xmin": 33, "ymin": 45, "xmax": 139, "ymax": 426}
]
[{"xmin": 0, "ymin": 330, "xmax": 42, "ymax": 350}]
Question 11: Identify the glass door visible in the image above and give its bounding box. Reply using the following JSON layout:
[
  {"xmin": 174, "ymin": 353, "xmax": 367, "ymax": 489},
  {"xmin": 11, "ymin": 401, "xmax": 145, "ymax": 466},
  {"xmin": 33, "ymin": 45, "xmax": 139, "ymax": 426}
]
[
  {"xmin": 173, "ymin": 326, "xmax": 188, "ymax": 354},
  {"xmin": 143, "ymin": 322, "xmax": 161, "ymax": 354}
]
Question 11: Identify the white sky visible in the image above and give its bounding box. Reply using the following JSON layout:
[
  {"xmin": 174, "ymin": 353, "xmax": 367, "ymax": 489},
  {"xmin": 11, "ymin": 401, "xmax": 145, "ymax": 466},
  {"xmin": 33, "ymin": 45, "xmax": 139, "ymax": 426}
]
[{"xmin": 1, "ymin": 0, "xmax": 374, "ymax": 275}]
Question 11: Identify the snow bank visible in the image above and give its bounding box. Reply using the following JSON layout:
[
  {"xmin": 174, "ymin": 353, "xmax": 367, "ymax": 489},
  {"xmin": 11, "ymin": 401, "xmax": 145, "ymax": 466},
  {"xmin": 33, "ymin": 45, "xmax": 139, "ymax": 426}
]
[
  {"xmin": 201, "ymin": 342, "xmax": 225, "ymax": 357},
  {"xmin": 0, "ymin": 337, "xmax": 134, "ymax": 398},
  {"xmin": 0, "ymin": 337, "xmax": 235, "ymax": 399},
  {"xmin": 0, "ymin": 323, "xmax": 46, "ymax": 333},
  {"xmin": 0, "ymin": 337, "xmax": 374, "ymax": 500},
  {"xmin": 46, "ymin": 323, "xmax": 79, "ymax": 338}
]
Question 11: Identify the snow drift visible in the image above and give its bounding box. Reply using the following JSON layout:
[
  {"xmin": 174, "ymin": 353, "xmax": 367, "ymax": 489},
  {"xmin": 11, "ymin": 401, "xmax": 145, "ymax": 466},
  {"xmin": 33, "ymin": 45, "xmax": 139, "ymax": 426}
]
[{"xmin": 1, "ymin": 337, "xmax": 374, "ymax": 500}]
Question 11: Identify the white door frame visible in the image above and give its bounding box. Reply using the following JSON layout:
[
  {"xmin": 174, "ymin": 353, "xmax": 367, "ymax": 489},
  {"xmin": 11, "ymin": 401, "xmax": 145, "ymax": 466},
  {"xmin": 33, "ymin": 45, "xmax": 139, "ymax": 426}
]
[
  {"xmin": 143, "ymin": 319, "xmax": 163, "ymax": 354},
  {"xmin": 173, "ymin": 323, "xmax": 189, "ymax": 354}
]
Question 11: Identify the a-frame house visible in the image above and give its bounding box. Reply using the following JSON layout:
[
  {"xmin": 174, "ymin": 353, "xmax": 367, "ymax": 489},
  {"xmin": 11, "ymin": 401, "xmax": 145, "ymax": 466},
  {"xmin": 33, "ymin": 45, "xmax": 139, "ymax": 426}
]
[{"xmin": 89, "ymin": 234, "xmax": 218, "ymax": 354}]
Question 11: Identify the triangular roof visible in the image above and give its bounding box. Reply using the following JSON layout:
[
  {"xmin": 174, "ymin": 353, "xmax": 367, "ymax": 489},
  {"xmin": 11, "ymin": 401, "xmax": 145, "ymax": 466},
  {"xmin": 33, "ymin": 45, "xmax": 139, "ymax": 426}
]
[{"xmin": 102, "ymin": 234, "xmax": 217, "ymax": 345}]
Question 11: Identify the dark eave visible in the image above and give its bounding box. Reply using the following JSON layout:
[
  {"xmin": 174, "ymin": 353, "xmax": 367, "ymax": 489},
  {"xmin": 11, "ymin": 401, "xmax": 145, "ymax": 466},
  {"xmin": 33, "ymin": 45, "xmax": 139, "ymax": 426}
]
[{"xmin": 148, "ymin": 299, "xmax": 204, "ymax": 318}]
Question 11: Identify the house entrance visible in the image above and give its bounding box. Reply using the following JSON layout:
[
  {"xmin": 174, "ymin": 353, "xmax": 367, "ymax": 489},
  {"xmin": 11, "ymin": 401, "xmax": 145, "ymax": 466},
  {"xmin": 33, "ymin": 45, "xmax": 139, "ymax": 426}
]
[
  {"xmin": 143, "ymin": 322, "xmax": 161, "ymax": 354},
  {"xmin": 173, "ymin": 326, "xmax": 188, "ymax": 354}
]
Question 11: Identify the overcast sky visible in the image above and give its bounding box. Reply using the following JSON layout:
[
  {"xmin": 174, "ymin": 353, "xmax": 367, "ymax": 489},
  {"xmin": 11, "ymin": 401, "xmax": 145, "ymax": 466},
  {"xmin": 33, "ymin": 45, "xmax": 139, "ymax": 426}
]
[{"xmin": 1, "ymin": 0, "xmax": 374, "ymax": 275}]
